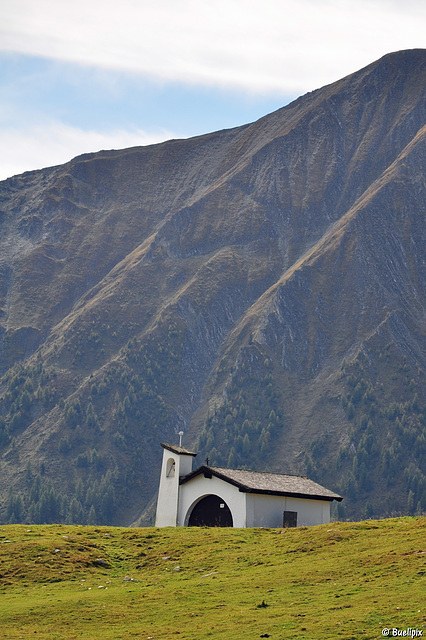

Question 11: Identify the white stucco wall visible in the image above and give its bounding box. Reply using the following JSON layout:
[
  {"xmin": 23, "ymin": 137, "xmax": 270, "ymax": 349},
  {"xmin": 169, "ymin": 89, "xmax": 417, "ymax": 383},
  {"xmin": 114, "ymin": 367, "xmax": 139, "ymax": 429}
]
[
  {"xmin": 178, "ymin": 474, "xmax": 247, "ymax": 527},
  {"xmin": 246, "ymin": 493, "xmax": 331, "ymax": 527},
  {"xmin": 155, "ymin": 451, "xmax": 195, "ymax": 527}
]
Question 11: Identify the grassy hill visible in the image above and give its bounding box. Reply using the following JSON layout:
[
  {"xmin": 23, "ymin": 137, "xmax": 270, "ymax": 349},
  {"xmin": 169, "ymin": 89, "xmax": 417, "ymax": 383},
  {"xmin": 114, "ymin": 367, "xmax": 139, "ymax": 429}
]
[{"xmin": 1, "ymin": 518, "xmax": 425, "ymax": 639}]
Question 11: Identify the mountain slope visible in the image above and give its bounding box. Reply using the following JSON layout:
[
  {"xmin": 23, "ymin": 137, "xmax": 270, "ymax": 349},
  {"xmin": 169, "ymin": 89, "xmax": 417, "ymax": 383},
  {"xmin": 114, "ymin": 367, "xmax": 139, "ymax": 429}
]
[{"xmin": 0, "ymin": 49, "xmax": 425, "ymax": 525}]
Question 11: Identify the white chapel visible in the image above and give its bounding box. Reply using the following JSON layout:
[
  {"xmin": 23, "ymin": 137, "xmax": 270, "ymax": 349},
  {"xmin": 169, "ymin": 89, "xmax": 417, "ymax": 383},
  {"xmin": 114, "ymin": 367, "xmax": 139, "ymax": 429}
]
[{"xmin": 155, "ymin": 442, "xmax": 342, "ymax": 528}]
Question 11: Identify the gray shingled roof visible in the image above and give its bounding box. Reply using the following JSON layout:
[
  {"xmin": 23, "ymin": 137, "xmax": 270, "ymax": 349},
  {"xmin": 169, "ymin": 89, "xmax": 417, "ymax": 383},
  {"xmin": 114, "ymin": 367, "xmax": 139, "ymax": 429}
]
[
  {"xmin": 181, "ymin": 466, "xmax": 342, "ymax": 501},
  {"xmin": 161, "ymin": 443, "xmax": 197, "ymax": 456}
]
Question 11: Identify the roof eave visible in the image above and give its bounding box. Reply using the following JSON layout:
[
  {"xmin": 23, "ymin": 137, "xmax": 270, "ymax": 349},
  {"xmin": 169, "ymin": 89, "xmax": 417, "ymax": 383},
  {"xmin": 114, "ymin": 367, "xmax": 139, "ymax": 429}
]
[
  {"xmin": 180, "ymin": 465, "xmax": 241, "ymax": 486},
  {"xmin": 240, "ymin": 487, "xmax": 343, "ymax": 501}
]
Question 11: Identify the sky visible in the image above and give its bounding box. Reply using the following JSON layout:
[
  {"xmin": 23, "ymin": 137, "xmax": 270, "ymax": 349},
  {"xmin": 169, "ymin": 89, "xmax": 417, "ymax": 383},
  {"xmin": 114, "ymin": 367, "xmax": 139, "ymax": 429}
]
[{"xmin": 0, "ymin": 0, "xmax": 425, "ymax": 181}]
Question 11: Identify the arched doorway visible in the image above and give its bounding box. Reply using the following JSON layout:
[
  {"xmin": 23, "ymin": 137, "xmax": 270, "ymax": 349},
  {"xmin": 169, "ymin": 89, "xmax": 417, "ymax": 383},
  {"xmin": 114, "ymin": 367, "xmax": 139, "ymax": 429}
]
[{"xmin": 187, "ymin": 495, "xmax": 233, "ymax": 527}]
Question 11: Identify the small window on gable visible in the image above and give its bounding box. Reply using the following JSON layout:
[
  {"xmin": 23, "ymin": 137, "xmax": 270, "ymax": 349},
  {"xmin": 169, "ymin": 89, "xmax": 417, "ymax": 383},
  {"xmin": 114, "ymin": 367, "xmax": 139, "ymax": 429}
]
[
  {"xmin": 283, "ymin": 510, "xmax": 297, "ymax": 528},
  {"xmin": 166, "ymin": 458, "xmax": 176, "ymax": 477}
]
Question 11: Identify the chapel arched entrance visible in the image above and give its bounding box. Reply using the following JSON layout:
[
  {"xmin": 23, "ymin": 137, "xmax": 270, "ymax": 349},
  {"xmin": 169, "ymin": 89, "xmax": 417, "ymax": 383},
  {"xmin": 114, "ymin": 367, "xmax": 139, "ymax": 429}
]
[{"xmin": 187, "ymin": 494, "xmax": 233, "ymax": 527}]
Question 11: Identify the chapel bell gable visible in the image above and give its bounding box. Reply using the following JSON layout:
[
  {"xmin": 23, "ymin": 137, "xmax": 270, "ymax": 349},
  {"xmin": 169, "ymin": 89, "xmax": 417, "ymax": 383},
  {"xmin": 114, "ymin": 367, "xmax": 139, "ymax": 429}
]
[{"xmin": 155, "ymin": 441, "xmax": 197, "ymax": 527}]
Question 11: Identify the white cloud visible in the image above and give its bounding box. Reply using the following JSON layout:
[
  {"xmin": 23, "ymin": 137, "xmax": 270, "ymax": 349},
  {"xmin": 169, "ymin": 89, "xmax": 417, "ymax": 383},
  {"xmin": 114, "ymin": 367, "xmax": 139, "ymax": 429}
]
[
  {"xmin": 0, "ymin": 122, "xmax": 179, "ymax": 181},
  {"xmin": 1, "ymin": 0, "xmax": 424, "ymax": 180},
  {"xmin": 1, "ymin": 0, "xmax": 425, "ymax": 94}
]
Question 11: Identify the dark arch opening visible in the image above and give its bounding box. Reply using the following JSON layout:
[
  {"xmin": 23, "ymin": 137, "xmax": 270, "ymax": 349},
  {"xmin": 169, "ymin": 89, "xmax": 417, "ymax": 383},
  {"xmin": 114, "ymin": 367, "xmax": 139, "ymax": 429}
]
[{"xmin": 187, "ymin": 495, "xmax": 233, "ymax": 527}]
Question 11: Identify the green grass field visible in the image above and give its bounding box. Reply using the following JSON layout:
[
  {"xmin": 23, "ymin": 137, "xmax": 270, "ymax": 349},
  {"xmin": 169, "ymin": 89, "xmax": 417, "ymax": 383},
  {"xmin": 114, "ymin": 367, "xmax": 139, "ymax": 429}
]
[{"xmin": 1, "ymin": 518, "xmax": 425, "ymax": 639}]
